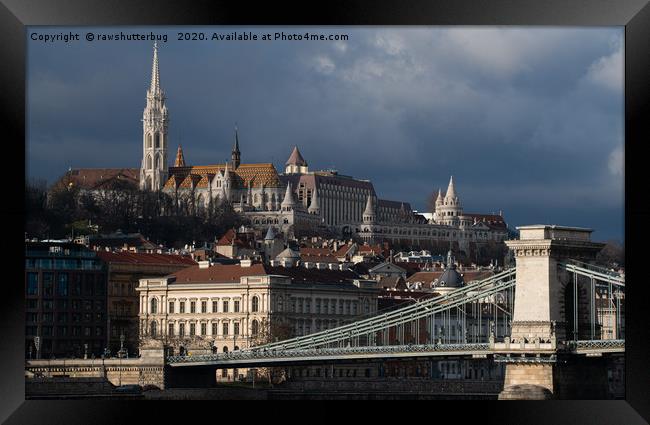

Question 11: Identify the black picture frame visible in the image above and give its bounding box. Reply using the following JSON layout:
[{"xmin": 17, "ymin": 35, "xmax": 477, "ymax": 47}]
[{"xmin": 2, "ymin": 0, "xmax": 649, "ymax": 423}]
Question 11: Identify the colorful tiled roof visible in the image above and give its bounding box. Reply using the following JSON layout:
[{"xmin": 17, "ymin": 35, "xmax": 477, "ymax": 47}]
[{"xmin": 164, "ymin": 163, "xmax": 281, "ymax": 190}]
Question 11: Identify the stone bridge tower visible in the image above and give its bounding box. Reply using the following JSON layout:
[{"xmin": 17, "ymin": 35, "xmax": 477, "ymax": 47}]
[{"xmin": 499, "ymin": 225, "xmax": 605, "ymax": 399}]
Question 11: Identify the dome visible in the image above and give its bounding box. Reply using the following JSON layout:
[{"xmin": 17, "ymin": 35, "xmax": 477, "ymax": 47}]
[
  {"xmin": 436, "ymin": 265, "xmax": 464, "ymax": 288},
  {"xmin": 275, "ymin": 247, "xmax": 300, "ymax": 260}
]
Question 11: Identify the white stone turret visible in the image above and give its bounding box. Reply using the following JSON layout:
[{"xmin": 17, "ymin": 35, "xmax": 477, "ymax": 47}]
[
  {"xmin": 140, "ymin": 42, "xmax": 169, "ymax": 191},
  {"xmin": 363, "ymin": 194, "xmax": 376, "ymax": 223},
  {"xmin": 308, "ymin": 187, "xmax": 320, "ymax": 215},
  {"xmin": 281, "ymin": 182, "xmax": 296, "ymax": 211},
  {"xmin": 434, "ymin": 176, "xmax": 463, "ymax": 225}
]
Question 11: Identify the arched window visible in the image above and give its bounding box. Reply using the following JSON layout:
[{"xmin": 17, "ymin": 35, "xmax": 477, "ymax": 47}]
[
  {"xmin": 155, "ymin": 154, "xmax": 161, "ymax": 170},
  {"xmin": 251, "ymin": 319, "xmax": 259, "ymax": 336},
  {"xmin": 146, "ymin": 134, "xmax": 152, "ymax": 149},
  {"xmin": 150, "ymin": 298, "xmax": 158, "ymax": 314},
  {"xmin": 146, "ymin": 154, "xmax": 153, "ymax": 170},
  {"xmin": 251, "ymin": 296, "xmax": 259, "ymax": 312},
  {"xmin": 155, "ymin": 133, "xmax": 160, "ymax": 148},
  {"xmin": 150, "ymin": 321, "xmax": 157, "ymax": 337},
  {"xmin": 223, "ymin": 346, "xmax": 229, "ymax": 353}
]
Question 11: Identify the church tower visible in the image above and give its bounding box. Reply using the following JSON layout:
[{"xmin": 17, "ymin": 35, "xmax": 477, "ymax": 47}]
[{"xmin": 140, "ymin": 42, "xmax": 169, "ymax": 191}]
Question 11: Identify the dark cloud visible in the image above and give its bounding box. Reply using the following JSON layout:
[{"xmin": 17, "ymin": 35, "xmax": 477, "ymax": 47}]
[{"xmin": 26, "ymin": 27, "xmax": 624, "ymax": 241}]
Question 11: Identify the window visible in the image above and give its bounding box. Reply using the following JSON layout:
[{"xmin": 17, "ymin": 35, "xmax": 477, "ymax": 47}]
[
  {"xmin": 212, "ymin": 322, "xmax": 218, "ymax": 336},
  {"xmin": 251, "ymin": 320, "xmax": 259, "ymax": 336},
  {"xmin": 201, "ymin": 323, "xmax": 207, "ymax": 336},
  {"xmin": 233, "ymin": 300, "xmax": 240, "ymax": 313},
  {"xmin": 169, "ymin": 301, "xmax": 175, "ymax": 314},
  {"xmin": 95, "ymin": 327, "xmax": 102, "ymax": 336},
  {"xmin": 190, "ymin": 301, "xmax": 196, "ymax": 313},
  {"xmin": 26, "ymin": 312, "xmax": 38, "ymax": 322},
  {"xmin": 43, "ymin": 313, "xmax": 53, "ymax": 322},
  {"xmin": 222, "ymin": 322, "xmax": 229, "ymax": 336},
  {"xmin": 223, "ymin": 300, "xmax": 229, "ymax": 313},
  {"xmin": 84, "ymin": 327, "xmax": 91, "ymax": 336},
  {"xmin": 150, "ymin": 298, "xmax": 158, "ymax": 314},
  {"xmin": 179, "ymin": 323, "xmax": 185, "ymax": 337},
  {"xmin": 212, "ymin": 301, "xmax": 218, "ymax": 313},
  {"xmin": 150, "ymin": 321, "xmax": 157, "ymax": 337},
  {"xmin": 339, "ymin": 301, "xmax": 344, "ymax": 315},
  {"xmin": 55, "ymin": 274, "xmax": 69, "ymax": 296},
  {"xmin": 251, "ymin": 296, "xmax": 259, "ymax": 313},
  {"xmin": 168, "ymin": 323, "xmax": 174, "ymax": 336},
  {"xmin": 179, "ymin": 301, "xmax": 185, "ymax": 314},
  {"xmin": 233, "ymin": 322, "xmax": 239, "ymax": 336},
  {"xmin": 201, "ymin": 301, "xmax": 207, "ymax": 313},
  {"xmin": 190, "ymin": 323, "xmax": 196, "ymax": 336},
  {"xmin": 43, "ymin": 273, "xmax": 53, "ymax": 296},
  {"xmin": 27, "ymin": 273, "xmax": 38, "ymax": 295},
  {"xmin": 26, "ymin": 299, "xmax": 38, "ymax": 309},
  {"xmin": 43, "ymin": 300, "xmax": 54, "ymax": 310}
]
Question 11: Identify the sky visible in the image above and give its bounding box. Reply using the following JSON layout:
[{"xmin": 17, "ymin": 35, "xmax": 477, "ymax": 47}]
[{"xmin": 26, "ymin": 26, "xmax": 624, "ymax": 242}]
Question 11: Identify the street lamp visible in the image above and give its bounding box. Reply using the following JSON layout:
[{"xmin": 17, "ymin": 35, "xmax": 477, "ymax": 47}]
[{"xmin": 34, "ymin": 336, "xmax": 40, "ymax": 360}]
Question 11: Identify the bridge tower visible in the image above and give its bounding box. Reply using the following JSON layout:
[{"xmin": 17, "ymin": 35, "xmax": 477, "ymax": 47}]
[{"xmin": 499, "ymin": 225, "xmax": 605, "ymax": 399}]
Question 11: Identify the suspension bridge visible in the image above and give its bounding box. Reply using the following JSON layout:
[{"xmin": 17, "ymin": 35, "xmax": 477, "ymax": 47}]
[{"xmin": 165, "ymin": 225, "xmax": 625, "ymax": 399}]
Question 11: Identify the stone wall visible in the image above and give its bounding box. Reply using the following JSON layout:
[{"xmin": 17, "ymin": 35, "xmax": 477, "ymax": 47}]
[{"xmin": 25, "ymin": 351, "xmax": 166, "ymax": 390}]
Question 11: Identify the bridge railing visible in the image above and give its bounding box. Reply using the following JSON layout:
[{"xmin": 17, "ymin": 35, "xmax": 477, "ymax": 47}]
[{"xmin": 250, "ymin": 268, "xmax": 516, "ymax": 351}]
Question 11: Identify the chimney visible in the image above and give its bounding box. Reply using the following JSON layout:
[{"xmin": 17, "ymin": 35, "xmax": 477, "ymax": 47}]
[{"xmin": 240, "ymin": 259, "xmax": 252, "ymax": 268}]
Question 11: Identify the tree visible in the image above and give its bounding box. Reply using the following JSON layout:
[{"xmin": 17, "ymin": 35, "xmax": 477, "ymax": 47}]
[
  {"xmin": 249, "ymin": 320, "xmax": 294, "ymax": 386},
  {"xmin": 425, "ymin": 190, "xmax": 439, "ymax": 214},
  {"xmin": 596, "ymin": 240, "xmax": 625, "ymax": 268}
]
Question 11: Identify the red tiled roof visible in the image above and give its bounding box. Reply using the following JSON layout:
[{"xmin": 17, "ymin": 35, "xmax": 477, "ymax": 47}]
[
  {"xmin": 300, "ymin": 247, "xmax": 333, "ymax": 256},
  {"xmin": 264, "ymin": 265, "xmax": 358, "ymax": 283},
  {"xmin": 170, "ymin": 263, "xmax": 268, "ymax": 283},
  {"xmin": 465, "ymin": 213, "xmax": 506, "ymax": 223},
  {"xmin": 216, "ymin": 229, "xmax": 252, "ymax": 248},
  {"xmin": 300, "ymin": 254, "xmax": 339, "ymax": 264},
  {"xmin": 406, "ymin": 271, "xmax": 443, "ymax": 285},
  {"xmin": 168, "ymin": 262, "xmax": 359, "ymax": 284},
  {"xmin": 97, "ymin": 251, "xmax": 197, "ymax": 266},
  {"xmin": 54, "ymin": 168, "xmax": 139, "ymax": 191}
]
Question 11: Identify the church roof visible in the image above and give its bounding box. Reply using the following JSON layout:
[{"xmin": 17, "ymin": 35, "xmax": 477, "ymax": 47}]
[
  {"xmin": 286, "ymin": 146, "xmax": 307, "ymax": 166},
  {"xmin": 164, "ymin": 163, "xmax": 281, "ymax": 190},
  {"xmin": 54, "ymin": 168, "xmax": 139, "ymax": 191}
]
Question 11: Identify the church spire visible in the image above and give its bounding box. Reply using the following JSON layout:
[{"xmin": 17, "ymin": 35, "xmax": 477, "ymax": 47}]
[
  {"xmin": 174, "ymin": 145, "xmax": 186, "ymax": 167},
  {"xmin": 150, "ymin": 42, "xmax": 161, "ymax": 94},
  {"xmin": 231, "ymin": 124, "xmax": 241, "ymax": 169}
]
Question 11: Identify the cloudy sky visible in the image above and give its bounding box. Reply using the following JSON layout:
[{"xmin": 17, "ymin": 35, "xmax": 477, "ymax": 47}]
[{"xmin": 26, "ymin": 26, "xmax": 624, "ymax": 242}]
